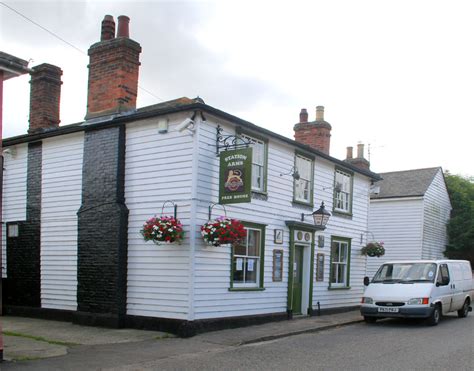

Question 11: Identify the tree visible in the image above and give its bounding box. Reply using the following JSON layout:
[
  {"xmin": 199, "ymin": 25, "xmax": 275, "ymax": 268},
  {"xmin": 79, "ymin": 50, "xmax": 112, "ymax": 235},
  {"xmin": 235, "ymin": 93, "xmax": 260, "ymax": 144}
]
[{"xmin": 444, "ymin": 172, "xmax": 474, "ymax": 265}]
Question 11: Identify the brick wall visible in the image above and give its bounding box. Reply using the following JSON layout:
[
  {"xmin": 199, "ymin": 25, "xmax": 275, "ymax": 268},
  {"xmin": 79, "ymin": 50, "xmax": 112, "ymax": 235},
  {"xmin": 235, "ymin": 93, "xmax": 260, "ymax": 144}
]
[{"xmin": 76, "ymin": 126, "xmax": 128, "ymax": 326}]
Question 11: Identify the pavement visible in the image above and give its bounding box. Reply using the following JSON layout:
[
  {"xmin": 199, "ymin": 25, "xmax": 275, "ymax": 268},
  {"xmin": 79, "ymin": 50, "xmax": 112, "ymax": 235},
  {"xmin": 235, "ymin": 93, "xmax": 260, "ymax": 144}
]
[{"xmin": 1, "ymin": 310, "xmax": 363, "ymax": 366}]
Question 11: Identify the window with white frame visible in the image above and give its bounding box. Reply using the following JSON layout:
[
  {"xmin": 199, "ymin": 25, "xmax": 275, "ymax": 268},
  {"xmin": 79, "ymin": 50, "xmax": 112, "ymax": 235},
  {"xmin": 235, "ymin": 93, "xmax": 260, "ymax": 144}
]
[
  {"xmin": 330, "ymin": 238, "xmax": 350, "ymax": 287},
  {"xmin": 334, "ymin": 169, "xmax": 352, "ymax": 213},
  {"xmin": 232, "ymin": 227, "xmax": 263, "ymax": 287},
  {"xmin": 294, "ymin": 154, "xmax": 313, "ymax": 204},
  {"xmin": 240, "ymin": 134, "xmax": 266, "ymax": 192}
]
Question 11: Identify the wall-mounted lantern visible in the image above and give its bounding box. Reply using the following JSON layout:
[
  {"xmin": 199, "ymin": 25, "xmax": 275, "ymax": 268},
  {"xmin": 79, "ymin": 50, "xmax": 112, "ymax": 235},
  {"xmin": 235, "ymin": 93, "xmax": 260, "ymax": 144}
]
[{"xmin": 301, "ymin": 201, "xmax": 331, "ymax": 228}]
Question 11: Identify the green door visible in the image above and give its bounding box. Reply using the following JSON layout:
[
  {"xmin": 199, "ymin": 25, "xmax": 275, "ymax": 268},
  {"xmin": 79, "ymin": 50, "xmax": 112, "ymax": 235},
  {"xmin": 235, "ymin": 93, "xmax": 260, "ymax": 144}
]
[{"xmin": 292, "ymin": 245, "xmax": 304, "ymax": 314}]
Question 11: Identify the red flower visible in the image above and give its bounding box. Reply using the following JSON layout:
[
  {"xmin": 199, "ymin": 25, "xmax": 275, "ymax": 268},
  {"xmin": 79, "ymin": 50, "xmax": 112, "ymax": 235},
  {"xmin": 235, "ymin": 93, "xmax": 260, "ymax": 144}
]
[
  {"xmin": 140, "ymin": 216, "xmax": 185, "ymax": 245},
  {"xmin": 200, "ymin": 217, "xmax": 247, "ymax": 247}
]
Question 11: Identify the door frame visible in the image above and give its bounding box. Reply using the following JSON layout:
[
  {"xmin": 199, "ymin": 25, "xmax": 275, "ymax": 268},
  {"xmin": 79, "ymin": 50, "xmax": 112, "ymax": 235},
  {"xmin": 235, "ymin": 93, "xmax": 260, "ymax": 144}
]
[
  {"xmin": 291, "ymin": 245, "xmax": 305, "ymax": 314},
  {"xmin": 285, "ymin": 221, "xmax": 325, "ymax": 317}
]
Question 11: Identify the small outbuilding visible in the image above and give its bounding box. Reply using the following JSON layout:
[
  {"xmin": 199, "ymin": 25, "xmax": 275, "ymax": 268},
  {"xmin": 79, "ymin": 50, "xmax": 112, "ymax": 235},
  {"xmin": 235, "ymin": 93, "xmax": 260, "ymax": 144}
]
[{"xmin": 367, "ymin": 167, "xmax": 452, "ymax": 276}]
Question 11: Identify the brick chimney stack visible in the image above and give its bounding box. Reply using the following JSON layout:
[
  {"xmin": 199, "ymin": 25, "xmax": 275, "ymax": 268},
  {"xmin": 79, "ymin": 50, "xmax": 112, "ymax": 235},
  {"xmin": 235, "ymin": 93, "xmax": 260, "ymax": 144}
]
[
  {"xmin": 28, "ymin": 63, "xmax": 62, "ymax": 134},
  {"xmin": 344, "ymin": 143, "xmax": 370, "ymax": 170},
  {"xmin": 85, "ymin": 15, "xmax": 142, "ymax": 120},
  {"xmin": 294, "ymin": 105, "xmax": 332, "ymax": 155}
]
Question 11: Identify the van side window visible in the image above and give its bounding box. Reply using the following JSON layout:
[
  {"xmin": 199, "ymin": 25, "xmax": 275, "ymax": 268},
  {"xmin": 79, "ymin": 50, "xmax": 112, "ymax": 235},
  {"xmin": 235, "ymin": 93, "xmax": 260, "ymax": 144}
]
[{"xmin": 437, "ymin": 264, "xmax": 450, "ymax": 285}]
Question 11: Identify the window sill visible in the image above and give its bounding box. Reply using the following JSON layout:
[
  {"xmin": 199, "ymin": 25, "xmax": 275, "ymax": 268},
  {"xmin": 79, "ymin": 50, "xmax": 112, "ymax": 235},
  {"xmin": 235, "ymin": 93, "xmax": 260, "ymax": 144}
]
[
  {"xmin": 228, "ymin": 287, "xmax": 266, "ymax": 292},
  {"xmin": 292, "ymin": 200, "xmax": 314, "ymax": 210},
  {"xmin": 332, "ymin": 210, "xmax": 353, "ymax": 219},
  {"xmin": 328, "ymin": 286, "xmax": 351, "ymax": 290},
  {"xmin": 251, "ymin": 191, "xmax": 268, "ymax": 201}
]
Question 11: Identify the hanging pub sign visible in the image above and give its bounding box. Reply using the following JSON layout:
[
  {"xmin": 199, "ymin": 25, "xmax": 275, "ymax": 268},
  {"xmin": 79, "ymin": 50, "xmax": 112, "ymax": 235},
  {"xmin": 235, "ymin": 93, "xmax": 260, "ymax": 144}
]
[{"xmin": 219, "ymin": 147, "xmax": 252, "ymax": 204}]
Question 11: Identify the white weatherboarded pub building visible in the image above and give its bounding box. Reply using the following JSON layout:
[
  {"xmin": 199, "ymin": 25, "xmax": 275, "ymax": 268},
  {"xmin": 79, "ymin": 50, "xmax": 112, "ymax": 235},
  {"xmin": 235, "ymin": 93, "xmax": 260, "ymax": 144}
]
[{"xmin": 1, "ymin": 15, "xmax": 380, "ymax": 336}]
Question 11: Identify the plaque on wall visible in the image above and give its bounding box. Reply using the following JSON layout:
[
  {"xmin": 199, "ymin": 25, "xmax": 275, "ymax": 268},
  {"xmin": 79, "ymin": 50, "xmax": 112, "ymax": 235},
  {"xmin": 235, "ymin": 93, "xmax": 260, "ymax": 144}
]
[
  {"xmin": 318, "ymin": 235, "xmax": 325, "ymax": 248},
  {"xmin": 274, "ymin": 229, "xmax": 283, "ymax": 244},
  {"xmin": 273, "ymin": 249, "xmax": 283, "ymax": 282},
  {"xmin": 316, "ymin": 253, "xmax": 324, "ymax": 281}
]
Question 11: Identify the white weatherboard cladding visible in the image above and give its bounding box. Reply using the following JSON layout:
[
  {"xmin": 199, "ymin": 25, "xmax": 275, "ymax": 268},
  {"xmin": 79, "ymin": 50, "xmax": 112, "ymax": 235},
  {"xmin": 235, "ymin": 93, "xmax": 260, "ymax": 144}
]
[
  {"xmin": 2, "ymin": 144, "xmax": 28, "ymax": 279},
  {"xmin": 421, "ymin": 170, "xmax": 451, "ymax": 260},
  {"xmin": 192, "ymin": 118, "xmax": 372, "ymax": 320},
  {"xmin": 125, "ymin": 117, "xmax": 194, "ymax": 320},
  {"xmin": 367, "ymin": 198, "xmax": 424, "ymax": 277},
  {"xmin": 2, "ymin": 144, "xmax": 28, "ymax": 222},
  {"xmin": 41, "ymin": 133, "xmax": 83, "ymax": 310},
  {"xmin": 312, "ymin": 159, "xmax": 370, "ymax": 309}
]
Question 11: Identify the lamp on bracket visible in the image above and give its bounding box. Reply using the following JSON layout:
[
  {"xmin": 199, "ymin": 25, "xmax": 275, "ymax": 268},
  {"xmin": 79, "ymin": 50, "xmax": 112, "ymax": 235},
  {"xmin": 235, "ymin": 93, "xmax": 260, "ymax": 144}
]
[
  {"xmin": 280, "ymin": 166, "xmax": 300, "ymax": 180},
  {"xmin": 301, "ymin": 201, "xmax": 331, "ymax": 228}
]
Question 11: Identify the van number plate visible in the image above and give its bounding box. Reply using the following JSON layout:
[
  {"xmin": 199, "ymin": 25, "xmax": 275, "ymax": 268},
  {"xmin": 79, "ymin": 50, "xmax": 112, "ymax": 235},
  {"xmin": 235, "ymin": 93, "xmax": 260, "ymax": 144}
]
[{"xmin": 378, "ymin": 307, "xmax": 399, "ymax": 313}]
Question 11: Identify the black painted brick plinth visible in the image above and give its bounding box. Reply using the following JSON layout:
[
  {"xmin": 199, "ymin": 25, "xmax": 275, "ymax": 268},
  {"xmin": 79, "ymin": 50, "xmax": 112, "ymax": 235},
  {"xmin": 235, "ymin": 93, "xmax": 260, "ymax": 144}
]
[
  {"xmin": 2, "ymin": 305, "xmax": 73, "ymax": 322},
  {"xmin": 125, "ymin": 311, "xmax": 289, "ymax": 338},
  {"xmin": 72, "ymin": 311, "xmax": 124, "ymax": 328},
  {"xmin": 77, "ymin": 126, "xmax": 128, "ymax": 324}
]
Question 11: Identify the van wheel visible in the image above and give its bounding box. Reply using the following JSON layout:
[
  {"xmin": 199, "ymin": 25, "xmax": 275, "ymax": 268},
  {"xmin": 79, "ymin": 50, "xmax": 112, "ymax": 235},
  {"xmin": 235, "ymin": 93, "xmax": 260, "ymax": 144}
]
[
  {"xmin": 364, "ymin": 316, "xmax": 377, "ymax": 323},
  {"xmin": 458, "ymin": 299, "xmax": 470, "ymax": 318},
  {"xmin": 426, "ymin": 304, "xmax": 441, "ymax": 326}
]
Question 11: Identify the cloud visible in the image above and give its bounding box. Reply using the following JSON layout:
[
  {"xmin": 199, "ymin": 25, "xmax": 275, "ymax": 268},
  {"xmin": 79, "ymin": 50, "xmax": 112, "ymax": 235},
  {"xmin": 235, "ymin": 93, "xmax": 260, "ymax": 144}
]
[{"xmin": 2, "ymin": 0, "xmax": 289, "ymax": 137}]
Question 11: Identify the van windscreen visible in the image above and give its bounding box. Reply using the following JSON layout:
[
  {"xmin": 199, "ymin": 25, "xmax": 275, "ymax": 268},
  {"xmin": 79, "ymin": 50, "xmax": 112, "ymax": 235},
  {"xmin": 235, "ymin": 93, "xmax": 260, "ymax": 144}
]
[{"xmin": 372, "ymin": 263, "xmax": 437, "ymax": 283}]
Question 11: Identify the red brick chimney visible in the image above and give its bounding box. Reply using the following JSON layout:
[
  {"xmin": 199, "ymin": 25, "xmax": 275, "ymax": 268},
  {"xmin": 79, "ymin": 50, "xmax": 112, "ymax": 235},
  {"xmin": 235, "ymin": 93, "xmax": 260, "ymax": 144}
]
[
  {"xmin": 28, "ymin": 63, "xmax": 62, "ymax": 134},
  {"xmin": 344, "ymin": 143, "xmax": 370, "ymax": 170},
  {"xmin": 85, "ymin": 15, "xmax": 142, "ymax": 120},
  {"xmin": 294, "ymin": 106, "xmax": 332, "ymax": 155}
]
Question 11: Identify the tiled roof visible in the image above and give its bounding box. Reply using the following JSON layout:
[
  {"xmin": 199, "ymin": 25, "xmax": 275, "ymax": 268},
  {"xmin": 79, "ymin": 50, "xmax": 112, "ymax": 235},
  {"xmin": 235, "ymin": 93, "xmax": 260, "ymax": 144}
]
[
  {"xmin": 371, "ymin": 167, "xmax": 441, "ymax": 199},
  {"xmin": 2, "ymin": 95, "xmax": 381, "ymax": 180},
  {"xmin": 136, "ymin": 97, "xmax": 203, "ymax": 113}
]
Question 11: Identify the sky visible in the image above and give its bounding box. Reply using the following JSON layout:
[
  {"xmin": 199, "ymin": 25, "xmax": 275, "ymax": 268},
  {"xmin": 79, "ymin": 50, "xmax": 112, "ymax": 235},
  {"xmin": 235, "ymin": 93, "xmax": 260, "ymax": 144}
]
[{"xmin": 1, "ymin": 0, "xmax": 473, "ymax": 176}]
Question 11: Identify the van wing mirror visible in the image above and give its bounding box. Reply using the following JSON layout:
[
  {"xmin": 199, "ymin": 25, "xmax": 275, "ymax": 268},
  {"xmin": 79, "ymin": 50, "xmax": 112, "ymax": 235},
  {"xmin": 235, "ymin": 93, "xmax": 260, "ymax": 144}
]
[
  {"xmin": 436, "ymin": 277, "xmax": 450, "ymax": 286},
  {"xmin": 363, "ymin": 276, "xmax": 370, "ymax": 286}
]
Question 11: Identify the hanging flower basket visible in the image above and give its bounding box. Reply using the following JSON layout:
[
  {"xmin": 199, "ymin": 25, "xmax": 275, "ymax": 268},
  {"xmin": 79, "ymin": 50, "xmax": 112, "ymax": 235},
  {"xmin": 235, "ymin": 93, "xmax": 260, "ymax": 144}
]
[
  {"xmin": 361, "ymin": 241, "xmax": 385, "ymax": 257},
  {"xmin": 201, "ymin": 217, "xmax": 247, "ymax": 247},
  {"xmin": 141, "ymin": 216, "xmax": 184, "ymax": 245}
]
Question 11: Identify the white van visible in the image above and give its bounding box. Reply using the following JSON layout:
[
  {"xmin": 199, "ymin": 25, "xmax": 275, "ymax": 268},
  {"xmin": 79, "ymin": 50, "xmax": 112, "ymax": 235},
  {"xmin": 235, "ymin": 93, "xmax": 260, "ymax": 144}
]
[{"xmin": 360, "ymin": 260, "xmax": 474, "ymax": 325}]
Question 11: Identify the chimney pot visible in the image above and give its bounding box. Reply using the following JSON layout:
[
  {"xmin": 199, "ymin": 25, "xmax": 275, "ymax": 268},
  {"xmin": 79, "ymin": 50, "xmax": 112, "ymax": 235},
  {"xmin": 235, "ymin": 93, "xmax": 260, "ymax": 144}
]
[
  {"xmin": 357, "ymin": 143, "xmax": 365, "ymax": 158},
  {"xmin": 316, "ymin": 106, "xmax": 324, "ymax": 121},
  {"xmin": 299, "ymin": 108, "xmax": 308, "ymax": 123},
  {"xmin": 101, "ymin": 15, "xmax": 115, "ymax": 41},
  {"xmin": 346, "ymin": 146, "xmax": 353, "ymax": 159},
  {"xmin": 117, "ymin": 15, "xmax": 130, "ymax": 38}
]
